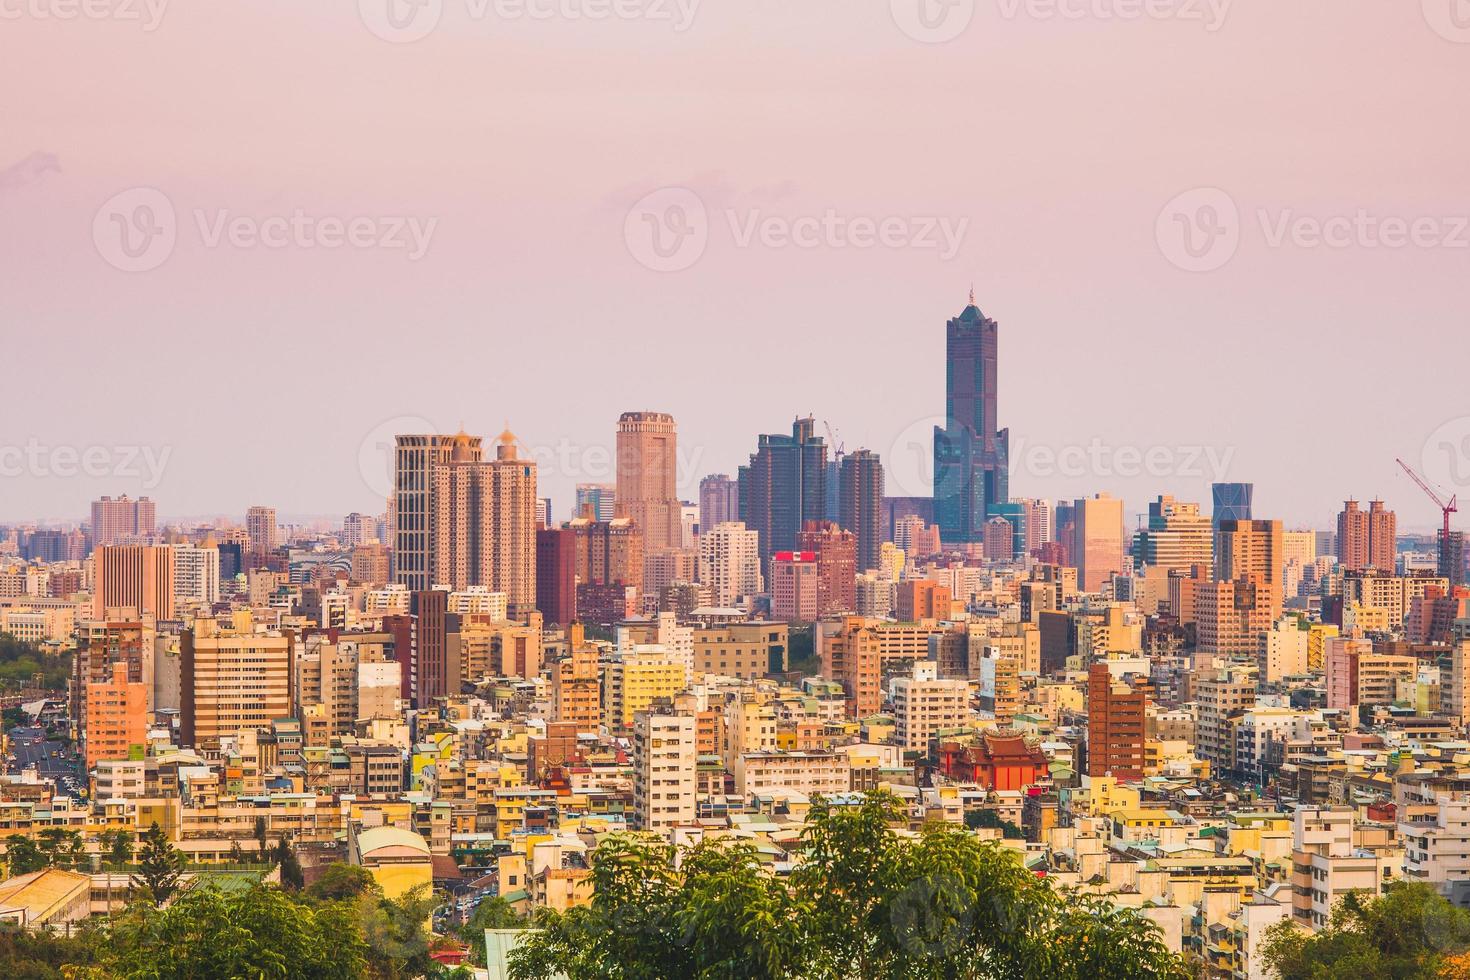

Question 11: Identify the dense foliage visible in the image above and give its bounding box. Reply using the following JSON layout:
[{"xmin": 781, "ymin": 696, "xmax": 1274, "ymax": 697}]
[
  {"xmin": 0, "ymin": 633, "xmax": 67, "ymax": 691},
  {"xmin": 509, "ymin": 793, "xmax": 1189, "ymax": 980},
  {"xmin": 1262, "ymin": 882, "xmax": 1470, "ymax": 980}
]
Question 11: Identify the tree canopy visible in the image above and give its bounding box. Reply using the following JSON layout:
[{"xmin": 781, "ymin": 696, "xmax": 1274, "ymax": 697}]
[
  {"xmin": 1262, "ymin": 882, "xmax": 1470, "ymax": 980},
  {"xmin": 509, "ymin": 793, "xmax": 1189, "ymax": 980}
]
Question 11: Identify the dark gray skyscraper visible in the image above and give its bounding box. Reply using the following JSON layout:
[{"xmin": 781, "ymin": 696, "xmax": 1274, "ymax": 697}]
[
  {"xmin": 933, "ymin": 292, "xmax": 1009, "ymax": 544},
  {"xmin": 839, "ymin": 449, "xmax": 885, "ymax": 573},
  {"xmin": 738, "ymin": 417, "xmax": 827, "ymax": 557}
]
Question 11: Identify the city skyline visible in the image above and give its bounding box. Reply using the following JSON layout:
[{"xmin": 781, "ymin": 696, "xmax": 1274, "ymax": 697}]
[
  {"xmin": 4, "ymin": 5, "xmax": 1467, "ymax": 531},
  {"xmin": 1, "ymin": 288, "xmax": 1463, "ymax": 533}
]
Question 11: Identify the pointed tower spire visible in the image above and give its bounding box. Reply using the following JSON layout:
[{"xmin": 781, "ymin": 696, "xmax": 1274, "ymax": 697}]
[{"xmin": 969, "ymin": 283, "xmax": 975, "ymax": 306}]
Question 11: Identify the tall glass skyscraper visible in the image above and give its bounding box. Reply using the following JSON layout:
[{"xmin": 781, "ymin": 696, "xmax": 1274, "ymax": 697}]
[
  {"xmin": 1211, "ymin": 482, "xmax": 1254, "ymax": 526},
  {"xmin": 738, "ymin": 417, "xmax": 828, "ymax": 557},
  {"xmin": 933, "ymin": 292, "xmax": 1009, "ymax": 544}
]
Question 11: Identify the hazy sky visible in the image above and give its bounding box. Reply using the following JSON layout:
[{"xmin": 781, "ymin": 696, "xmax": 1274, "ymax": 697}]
[{"xmin": 3, "ymin": 0, "xmax": 1468, "ymax": 532}]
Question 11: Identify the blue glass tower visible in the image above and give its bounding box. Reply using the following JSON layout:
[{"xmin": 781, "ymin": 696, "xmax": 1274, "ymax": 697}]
[{"xmin": 933, "ymin": 291, "xmax": 1009, "ymax": 544}]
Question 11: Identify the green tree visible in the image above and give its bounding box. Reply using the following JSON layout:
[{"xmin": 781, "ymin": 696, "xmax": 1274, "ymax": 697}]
[
  {"xmin": 459, "ymin": 895, "xmax": 525, "ymax": 966},
  {"xmin": 35, "ymin": 829, "xmax": 84, "ymax": 871},
  {"xmin": 0, "ymin": 920, "xmax": 99, "ymax": 978},
  {"xmin": 83, "ymin": 883, "xmax": 369, "ymax": 980},
  {"xmin": 307, "ymin": 863, "xmax": 381, "ymax": 903},
  {"xmin": 358, "ymin": 884, "xmax": 440, "ymax": 980},
  {"xmin": 1262, "ymin": 882, "xmax": 1470, "ymax": 980},
  {"xmin": 98, "ymin": 829, "xmax": 134, "ymax": 870},
  {"xmin": 4, "ymin": 835, "xmax": 48, "ymax": 876},
  {"xmin": 131, "ymin": 823, "xmax": 184, "ymax": 906},
  {"xmin": 509, "ymin": 793, "xmax": 1189, "ymax": 980},
  {"xmin": 273, "ymin": 835, "xmax": 306, "ymax": 891}
]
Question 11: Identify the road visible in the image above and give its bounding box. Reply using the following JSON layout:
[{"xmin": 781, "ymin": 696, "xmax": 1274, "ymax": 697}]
[{"xmin": 6, "ymin": 724, "xmax": 84, "ymax": 796}]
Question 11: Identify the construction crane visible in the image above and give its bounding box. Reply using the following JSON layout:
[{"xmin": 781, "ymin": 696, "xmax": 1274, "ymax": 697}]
[
  {"xmin": 823, "ymin": 421, "xmax": 845, "ymax": 458},
  {"xmin": 1395, "ymin": 457, "xmax": 1461, "ymax": 585}
]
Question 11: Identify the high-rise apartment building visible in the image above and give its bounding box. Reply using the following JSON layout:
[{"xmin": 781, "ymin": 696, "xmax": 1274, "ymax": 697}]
[
  {"xmin": 245, "ymin": 506, "xmax": 278, "ymax": 561},
  {"xmin": 896, "ymin": 580, "xmax": 951, "ymax": 621},
  {"xmin": 699, "ymin": 474, "xmax": 739, "ymax": 535},
  {"xmin": 1087, "ymin": 661, "xmax": 1147, "ymax": 780},
  {"xmin": 798, "ymin": 520, "xmax": 857, "ymax": 616},
  {"xmin": 428, "ymin": 430, "xmax": 538, "ymax": 617},
  {"xmin": 568, "ymin": 515, "xmax": 644, "ymax": 591},
  {"xmin": 770, "ymin": 551, "xmax": 819, "ymax": 622},
  {"xmin": 93, "ymin": 545, "xmax": 175, "ymax": 620},
  {"xmin": 1017, "ymin": 498, "xmax": 1053, "ymax": 554},
  {"xmin": 180, "ymin": 613, "xmax": 292, "ymax": 750},
  {"xmin": 933, "ymin": 291, "xmax": 1009, "ymax": 544},
  {"xmin": 410, "ymin": 589, "xmax": 450, "ymax": 706},
  {"xmin": 1072, "ymin": 493, "xmax": 1125, "ymax": 593},
  {"xmin": 170, "ymin": 543, "xmax": 220, "ymax": 609},
  {"xmin": 535, "ymin": 527, "xmax": 577, "ymax": 625},
  {"xmin": 552, "ymin": 624, "xmax": 603, "ymax": 732},
  {"xmin": 838, "ymin": 449, "xmax": 884, "ymax": 573},
  {"xmin": 1337, "ymin": 499, "xmax": 1396, "ymax": 572},
  {"xmin": 395, "ymin": 433, "xmax": 484, "ymax": 592},
  {"xmin": 738, "ymin": 417, "xmax": 827, "ymax": 557},
  {"xmin": 632, "ymin": 711, "xmax": 697, "ymax": 832},
  {"xmin": 83, "ymin": 661, "xmax": 148, "ymax": 769},
  {"xmin": 616, "ymin": 412, "xmax": 682, "ymax": 553},
  {"xmin": 698, "ymin": 522, "xmax": 764, "ymax": 607},
  {"xmin": 90, "ymin": 495, "xmax": 156, "ymax": 548}
]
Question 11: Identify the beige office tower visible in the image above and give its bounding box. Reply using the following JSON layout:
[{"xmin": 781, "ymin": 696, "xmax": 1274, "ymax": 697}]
[
  {"xmin": 1072, "ymin": 493, "xmax": 1125, "ymax": 593},
  {"xmin": 1135, "ymin": 495, "xmax": 1213, "ymax": 573},
  {"xmin": 93, "ymin": 545, "xmax": 175, "ymax": 620},
  {"xmin": 429, "ymin": 430, "xmax": 538, "ymax": 618},
  {"xmin": 180, "ymin": 612, "xmax": 291, "ymax": 751},
  {"xmin": 395, "ymin": 433, "xmax": 484, "ymax": 592},
  {"xmin": 245, "ymin": 506, "xmax": 279, "ymax": 561},
  {"xmin": 616, "ymin": 412, "xmax": 682, "ymax": 553}
]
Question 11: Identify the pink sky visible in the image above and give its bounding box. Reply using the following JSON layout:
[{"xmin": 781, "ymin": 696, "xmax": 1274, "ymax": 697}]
[{"xmin": 2, "ymin": 0, "xmax": 1468, "ymax": 530}]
